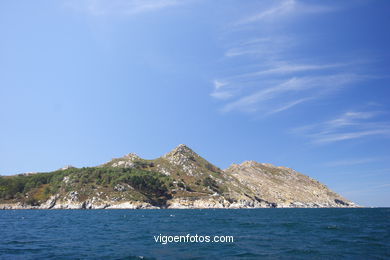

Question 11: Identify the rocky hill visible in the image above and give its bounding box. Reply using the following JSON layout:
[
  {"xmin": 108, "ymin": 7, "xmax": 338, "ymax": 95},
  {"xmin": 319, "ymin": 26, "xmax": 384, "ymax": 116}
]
[{"xmin": 0, "ymin": 144, "xmax": 357, "ymax": 209}]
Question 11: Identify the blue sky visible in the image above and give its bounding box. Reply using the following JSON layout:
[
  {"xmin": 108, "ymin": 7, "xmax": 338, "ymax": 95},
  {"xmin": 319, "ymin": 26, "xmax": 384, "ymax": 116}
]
[{"xmin": 0, "ymin": 0, "xmax": 389, "ymax": 206}]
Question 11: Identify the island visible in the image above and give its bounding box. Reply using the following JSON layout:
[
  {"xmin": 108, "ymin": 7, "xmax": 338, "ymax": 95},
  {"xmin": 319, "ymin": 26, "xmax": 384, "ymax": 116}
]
[{"xmin": 0, "ymin": 144, "xmax": 358, "ymax": 209}]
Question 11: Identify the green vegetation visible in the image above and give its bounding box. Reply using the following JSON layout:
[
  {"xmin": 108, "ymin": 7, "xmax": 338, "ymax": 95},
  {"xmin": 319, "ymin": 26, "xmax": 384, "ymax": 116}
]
[
  {"xmin": 0, "ymin": 146, "xmax": 230, "ymax": 207},
  {"xmin": 0, "ymin": 171, "xmax": 64, "ymax": 200},
  {"xmin": 203, "ymin": 176, "xmax": 221, "ymax": 193},
  {"xmin": 0, "ymin": 167, "xmax": 173, "ymax": 205}
]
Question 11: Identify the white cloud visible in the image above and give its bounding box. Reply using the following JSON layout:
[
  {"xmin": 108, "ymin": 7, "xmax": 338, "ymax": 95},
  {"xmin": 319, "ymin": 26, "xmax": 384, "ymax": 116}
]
[
  {"xmin": 64, "ymin": 0, "xmax": 183, "ymax": 16},
  {"xmin": 267, "ymin": 97, "xmax": 312, "ymax": 115},
  {"xmin": 211, "ymin": 0, "xmax": 377, "ymax": 124},
  {"xmin": 221, "ymin": 74, "xmax": 359, "ymax": 113},
  {"xmin": 225, "ymin": 37, "xmax": 294, "ymax": 58},
  {"xmin": 213, "ymin": 80, "xmax": 227, "ymax": 90},
  {"xmin": 211, "ymin": 1, "xmax": 359, "ymax": 116},
  {"xmin": 237, "ymin": 0, "xmax": 296, "ymax": 24},
  {"xmin": 324, "ymin": 111, "xmax": 380, "ymax": 130},
  {"xmin": 312, "ymin": 129, "xmax": 390, "ymax": 144},
  {"xmin": 245, "ymin": 63, "xmax": 346, "ymax": 76},
  {"xmin": 293, "ymin": 110, "xmax": 390, "ymax": 144},
  {"xmin": 210, "ymin": 80, "xmax": 235, "ymax": 100},
  {"xmin": 295, "ymin": 111, "xmax": 382, "ymax": 134},
  {"xmin": 236, "ymin": 0, "xmax": 335, "ymax": 25}
]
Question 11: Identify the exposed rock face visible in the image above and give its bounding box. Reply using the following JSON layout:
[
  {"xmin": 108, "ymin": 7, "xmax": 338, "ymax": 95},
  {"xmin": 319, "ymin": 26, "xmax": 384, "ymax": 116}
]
[
  {"xmin": 167, "ymin": 196, "xmax": 230, "ymax": 209},
  {"xmin": 159, "ymin": 144, "xmax": 222, "ymax": 178},
  {"xmin": 162, "ymin": 144, "xmax": 201, "ymax": 176},
  {"xmin": 102, "ymin": 153, "xmax": 142, "ymax": 168},
  {"xmin": 223, "ymin": 161, "xmax": 356, "ymax": 208},
  {"xmin": 0, "ymin": 200, "xmax": 157, "ymax": 210},
  {"xmin": 60, "ymin": 165, "xmax": 76, "ymax": 171},
  {"xmin": 0, "ymin": 144, "xmax": 358, "ymax": 209}
]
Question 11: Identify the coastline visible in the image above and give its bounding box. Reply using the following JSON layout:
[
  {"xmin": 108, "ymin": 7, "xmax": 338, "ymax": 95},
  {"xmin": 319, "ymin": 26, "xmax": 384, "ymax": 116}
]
[{"xmin": 0, "ymin": 198, "xmax": 360, "ymax": 210}]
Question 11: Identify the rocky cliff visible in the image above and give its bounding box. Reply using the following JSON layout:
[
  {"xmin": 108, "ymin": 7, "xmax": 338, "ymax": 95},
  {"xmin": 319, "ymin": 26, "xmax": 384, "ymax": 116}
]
[{"xmin": 0, "ymin": 144, "xmax": 358, "ymax": 209}]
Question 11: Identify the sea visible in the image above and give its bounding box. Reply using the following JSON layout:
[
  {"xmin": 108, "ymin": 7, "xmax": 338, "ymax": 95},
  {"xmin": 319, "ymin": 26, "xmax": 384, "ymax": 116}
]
[{"xmin": 0, "ymin": 208, "xmax": 389, "ymax": 259}]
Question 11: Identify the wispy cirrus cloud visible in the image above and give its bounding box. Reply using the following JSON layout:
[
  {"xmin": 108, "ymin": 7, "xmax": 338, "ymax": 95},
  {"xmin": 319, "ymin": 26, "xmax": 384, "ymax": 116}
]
[
  {"xmin": 211, "ymin": 0, "xmax": 360, "ymax": 116},
  {"xmin": 292, "ymin": 110, "xmax": 390, "ymax": 144},
  {"xmin": 242, "ymin": 62, "xmax": 348, "ymax": 77},
  {"xmin": 221, "ymin": 74, "xmax": 360, "ymax": 114},
  {"xmin": 267, "ymin": 97, "xmax": 313, "ymax": 115},
  {"xmin": 209, "ymin": 78, "xmax": 241, "ymax": 99},
  {"xmin": 224, "ymin": 36, "xmax": 295, "ymax": 58},
  {"xmin": 209, "ymin": 80, "xmax": 234, "ymax": 100},
  {"xmin": 236, "ymin": 0, "xmax": 336, "ymax": 25},
  {"xmin": 311, "ymin": 129, "xmax": 390, "ymax": 144},
  {"xmin": 64, "ymin": 0, "xmax": 184, "ymax": 16}
]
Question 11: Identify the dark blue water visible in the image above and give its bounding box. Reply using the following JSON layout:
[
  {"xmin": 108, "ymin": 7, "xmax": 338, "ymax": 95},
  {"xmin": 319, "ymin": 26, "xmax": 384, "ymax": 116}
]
[{"xmin": 0, "ymin": 209, "xmax": 389, "ymax": 259}]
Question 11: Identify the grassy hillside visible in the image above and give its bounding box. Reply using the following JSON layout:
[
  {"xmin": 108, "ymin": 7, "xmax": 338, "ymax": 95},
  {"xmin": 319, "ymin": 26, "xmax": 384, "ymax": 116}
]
[{"xmin": 0, "ymin": 167, "xmax": 173, "ymax": 206}]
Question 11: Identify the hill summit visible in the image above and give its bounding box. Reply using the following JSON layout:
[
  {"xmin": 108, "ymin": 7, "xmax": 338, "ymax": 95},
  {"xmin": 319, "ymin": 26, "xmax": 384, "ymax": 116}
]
[{"xmin": 0, "ymin": 145, "xmax": 357, "ymax": 209}]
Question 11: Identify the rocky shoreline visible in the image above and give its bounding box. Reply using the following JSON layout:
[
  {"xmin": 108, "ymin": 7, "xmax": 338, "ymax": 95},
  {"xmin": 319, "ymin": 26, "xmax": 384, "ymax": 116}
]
[{"xmin": 1, "ymin": 196, "xmax": 358, "ymax": 210}]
